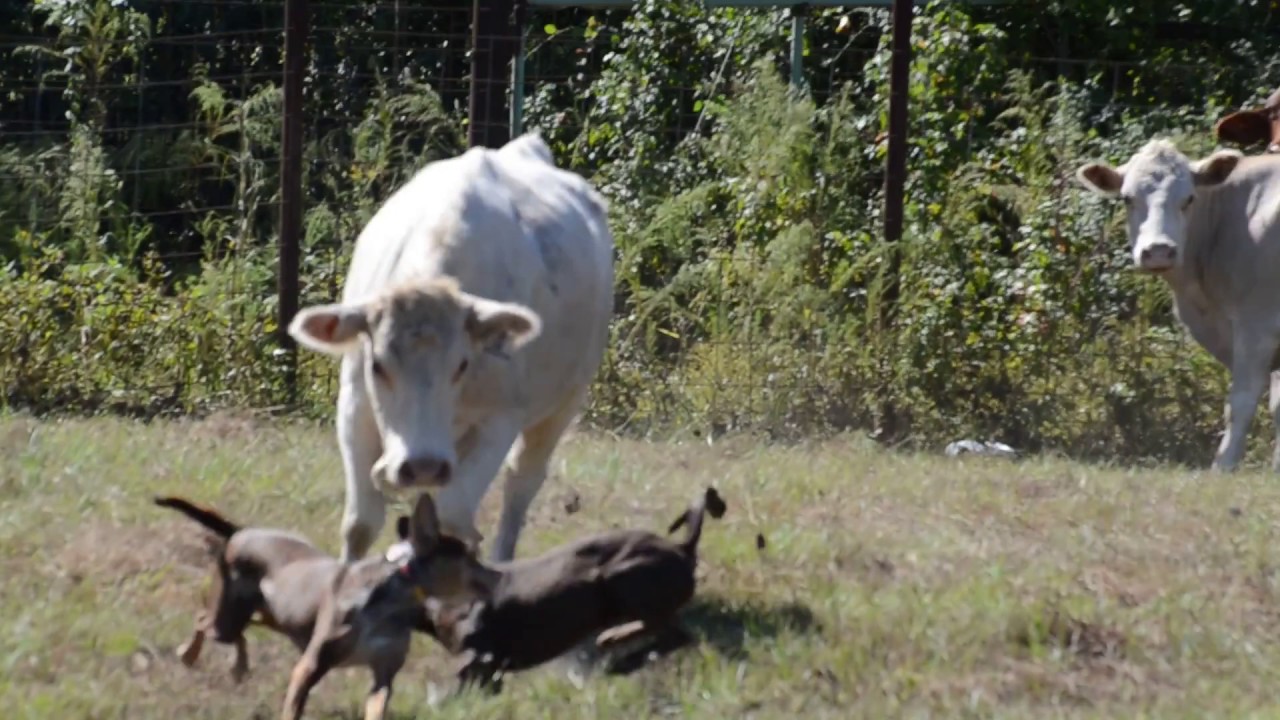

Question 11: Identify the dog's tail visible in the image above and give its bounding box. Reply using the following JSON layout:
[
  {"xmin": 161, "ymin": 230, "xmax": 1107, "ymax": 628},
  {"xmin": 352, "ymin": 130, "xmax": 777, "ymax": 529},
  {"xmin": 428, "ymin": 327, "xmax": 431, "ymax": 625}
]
[
  {"xmin": 667, "ymin": 487, "xmax": 727, "ymax": 559},
  {"xmin": 153, "ymin": 495, "xmax": 241, "ymax": 539}
]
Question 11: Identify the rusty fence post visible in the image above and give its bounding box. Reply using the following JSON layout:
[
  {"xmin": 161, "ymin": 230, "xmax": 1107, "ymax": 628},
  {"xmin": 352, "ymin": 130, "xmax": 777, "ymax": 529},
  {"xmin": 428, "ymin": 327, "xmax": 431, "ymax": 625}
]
[
  {"xmin": 279, "ymin": 0, "xmax": 308, "ymax": 404},
  {"xmin": 878, "ymin": 0, "xmax": 913, "ymax": 439},
  {"xmin": 469, "ymin": 0, "xmax": 517, "ymax": 148}
]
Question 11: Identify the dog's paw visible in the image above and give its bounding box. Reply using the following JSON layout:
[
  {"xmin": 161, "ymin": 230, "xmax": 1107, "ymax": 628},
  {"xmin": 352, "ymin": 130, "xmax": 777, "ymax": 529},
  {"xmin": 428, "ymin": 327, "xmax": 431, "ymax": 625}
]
[
  {"xmin": 176, "ymin": 642, "xmax": 200, "ymax": 667},
  {"xmin": 565, "ymin": 663, "xmax": 589, "ymax": 691},
  {"xmin": 426, "ymin": 681, "xmax": 457, "ymax": 708},
  {"xmin": 230, "ymin": 638, "xmax": 249, "ymax": 683}
]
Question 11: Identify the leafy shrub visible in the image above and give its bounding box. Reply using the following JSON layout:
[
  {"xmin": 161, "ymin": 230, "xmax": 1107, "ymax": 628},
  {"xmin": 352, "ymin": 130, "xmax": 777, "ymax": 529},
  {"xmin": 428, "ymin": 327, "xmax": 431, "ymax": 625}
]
[{"xmin": 5, "ymin": 0, "xmax": 1280, "ymax": 467}]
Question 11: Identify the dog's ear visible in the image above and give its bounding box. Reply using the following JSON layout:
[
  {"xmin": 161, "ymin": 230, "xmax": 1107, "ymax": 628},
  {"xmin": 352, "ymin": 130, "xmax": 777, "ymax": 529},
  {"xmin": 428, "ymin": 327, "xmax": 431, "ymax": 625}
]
[{"xmin": 409, "ymin": 493, "xmax": 441, "ymax": 555}]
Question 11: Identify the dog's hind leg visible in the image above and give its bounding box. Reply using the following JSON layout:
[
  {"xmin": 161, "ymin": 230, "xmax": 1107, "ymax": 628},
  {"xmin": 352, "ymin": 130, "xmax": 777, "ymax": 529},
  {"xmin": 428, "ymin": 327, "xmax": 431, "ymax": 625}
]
[
  {"xmin": 230, "ymin": 635, "xmax": 249, "ymax": 683},
  {"xmin": 280, "ymin": 649, "xmax": 335, "ymax": 720},
  {"xmin": 177, "ymin": 605, "xmax": 218, "ymax": 668},
  {"xmin": 178, "ymin": 563, "xmax": 222, "ymax": 668},
  {"xmin": 560, "ymin": 634, "xmax": 611, "ymax": 690},
  {"xmin": 364, "ymin": 686, "xmax": 391, "ymax": 720},
  {"xmin": 596, "ymin": 620, "xmax": 648, "ymax": 649},
  {"xmin": 601, "ymin": 618, "xmax": 693, "ymax": 676},
  {"xmin": 176, "ymin": 622, "xmax": 205, "ymax": 667},
  {"xmin": 456, "ymin": 652, "xmax": 504, "ymax": 696},
  {"xmin": 363, "ymin": 641, "xmax": 408, "ymax": 720}
]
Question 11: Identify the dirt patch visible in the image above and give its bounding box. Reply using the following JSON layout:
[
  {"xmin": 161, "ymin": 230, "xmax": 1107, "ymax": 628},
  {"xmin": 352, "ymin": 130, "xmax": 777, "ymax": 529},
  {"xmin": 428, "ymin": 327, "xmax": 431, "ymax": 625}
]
[
  {"xmin": 1077, "ymin": 565, "xmax": 1153, "ymax": 608},
  {"xmin": 982, "ymin": 656, "xmax": 1166, "ymax": 708},
  {"xmin": 56, "ymin": 519, "xmax": 210, "ymax": 586},
  {"xmin": 828, "ymin": 547, "xmax": 897, "ymax": 586},
  {"xmin": 1010, "ymin": 607, "xmax": 1127, "ymax": 662}
]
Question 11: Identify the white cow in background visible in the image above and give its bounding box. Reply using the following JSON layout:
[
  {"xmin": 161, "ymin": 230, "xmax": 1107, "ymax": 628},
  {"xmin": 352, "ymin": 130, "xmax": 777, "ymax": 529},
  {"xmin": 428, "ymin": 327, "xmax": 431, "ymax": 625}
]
[
  {"xmin": 289, "ymin": 132, "xmax": 614, "ymax": 562},
  {"xmin": 1075, "ymin": 138, "xmax": 1280, "ymax": 471}
]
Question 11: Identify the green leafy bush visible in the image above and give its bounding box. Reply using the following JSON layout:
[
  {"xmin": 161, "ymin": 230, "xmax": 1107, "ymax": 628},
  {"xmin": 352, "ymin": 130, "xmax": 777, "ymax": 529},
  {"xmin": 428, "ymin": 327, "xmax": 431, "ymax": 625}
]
[{"xmin": 4, "ymin": 0, "xmax": 1279, "ymax": 466}]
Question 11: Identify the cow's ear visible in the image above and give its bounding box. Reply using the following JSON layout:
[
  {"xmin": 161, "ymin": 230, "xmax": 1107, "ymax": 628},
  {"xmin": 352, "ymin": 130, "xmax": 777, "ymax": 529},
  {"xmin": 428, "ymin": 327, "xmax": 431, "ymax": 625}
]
[
  {"xmin": 288, "ymin": 303, "xmax": 368, "ymax": 355},
  {"xmin": 409, "ymin": 493, "xmax": 441, "ymax": 555},
  {"xmin": 1075, "ymin": 162, "xmax": 1124, "ymax": 197},
  {"xmin": 1216, "ymin": 110, "xmax": 1270, "ymax": 147},
  {"xmin": 1193, "ymin": 149, "xmax": 1243, "ymax": 187},
  {"xmin": 464, "ymin": 296, "xmax": 543, "ymax": 354}
]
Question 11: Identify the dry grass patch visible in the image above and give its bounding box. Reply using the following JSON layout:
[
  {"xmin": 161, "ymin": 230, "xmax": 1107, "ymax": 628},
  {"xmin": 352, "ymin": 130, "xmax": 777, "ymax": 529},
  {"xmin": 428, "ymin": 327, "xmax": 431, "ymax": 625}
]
[{"xmin": 3, "ymin": 414, "xmax": 1280, "ymax": 718}]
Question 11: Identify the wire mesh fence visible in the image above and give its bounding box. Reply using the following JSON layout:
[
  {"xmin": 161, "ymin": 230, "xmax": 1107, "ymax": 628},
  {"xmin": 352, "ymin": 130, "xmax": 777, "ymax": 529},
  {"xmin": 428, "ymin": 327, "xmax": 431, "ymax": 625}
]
[{"xmin": 2, "ymin": 1, "xmax": 1275, "ymax": 464}]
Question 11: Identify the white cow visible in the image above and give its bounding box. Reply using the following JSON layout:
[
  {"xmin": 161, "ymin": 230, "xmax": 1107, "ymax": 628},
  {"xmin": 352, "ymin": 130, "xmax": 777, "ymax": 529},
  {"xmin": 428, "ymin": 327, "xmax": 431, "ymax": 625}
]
[
  {"xmin": 289, "ymin": 132, "xmax": 614, "ymax": 562},
  {"xmin": 1075, "ymin": 138, "xmax": 1280, "ymax": 471}
]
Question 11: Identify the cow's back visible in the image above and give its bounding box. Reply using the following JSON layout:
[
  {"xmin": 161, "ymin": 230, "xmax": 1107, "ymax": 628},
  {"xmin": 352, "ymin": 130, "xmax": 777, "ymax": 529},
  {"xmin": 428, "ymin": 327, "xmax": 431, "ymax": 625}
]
[
  {"xmin": 457, "ymin": 138, "xmax": 614, "ymax": 412},
  {"xmin": 340, "ymin": 147, "xmax": 496, "ymax": 304},
  {"xmin": 1195, "ymin": 154, "xmax": 1280, "ymax": 310},
  {"xmin": 339, "ymin": 134, "xmax": 614, "ymax": 419}
]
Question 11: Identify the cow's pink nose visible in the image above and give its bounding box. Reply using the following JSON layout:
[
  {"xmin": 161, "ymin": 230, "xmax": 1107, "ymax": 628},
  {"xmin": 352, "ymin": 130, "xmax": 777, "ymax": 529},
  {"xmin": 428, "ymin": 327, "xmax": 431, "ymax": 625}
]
[
  {"xmin": 396, "ymin": 457, "xmax": 452, "ymax": 486},
  {"xmin": 1139, "ymin": 243, "xmax": 1176, "ymax": 270}
]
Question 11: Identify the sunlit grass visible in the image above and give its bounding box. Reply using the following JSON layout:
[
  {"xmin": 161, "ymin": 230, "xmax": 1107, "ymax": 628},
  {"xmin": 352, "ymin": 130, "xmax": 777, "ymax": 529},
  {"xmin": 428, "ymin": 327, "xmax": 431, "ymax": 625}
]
[{"xmin": 1, "ymin": 412, "xmax": 1277, "ymax": 718}]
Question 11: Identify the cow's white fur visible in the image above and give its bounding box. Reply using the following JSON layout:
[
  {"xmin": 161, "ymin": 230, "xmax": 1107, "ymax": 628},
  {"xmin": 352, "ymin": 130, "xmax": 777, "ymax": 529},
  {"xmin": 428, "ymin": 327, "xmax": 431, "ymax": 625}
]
[
  {"xmin": 291, "ymin": 132, "xmax": 614, "ymax": 562},
  {"xmin": 1077, "ymin": 138, "xmax": 1280, "ymax": 471}
]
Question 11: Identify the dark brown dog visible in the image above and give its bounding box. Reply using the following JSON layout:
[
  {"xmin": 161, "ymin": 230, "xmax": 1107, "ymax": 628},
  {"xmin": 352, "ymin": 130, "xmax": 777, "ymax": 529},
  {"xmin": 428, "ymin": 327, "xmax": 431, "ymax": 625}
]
[
  {"xmin": 1217, "ymin": 86, "xmax": 1280, "ymax": 153},
  {"xmin": 399, "ymin": 487, "xmax": 728, "ymax": 693}
]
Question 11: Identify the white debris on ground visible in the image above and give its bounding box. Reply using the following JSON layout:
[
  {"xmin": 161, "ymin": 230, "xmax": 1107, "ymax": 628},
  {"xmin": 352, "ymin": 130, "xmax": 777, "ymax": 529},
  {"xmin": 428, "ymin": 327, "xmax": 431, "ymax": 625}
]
[{"xmin": 944, "ymin": 439, "xmax": 1019, "ymax": 459}]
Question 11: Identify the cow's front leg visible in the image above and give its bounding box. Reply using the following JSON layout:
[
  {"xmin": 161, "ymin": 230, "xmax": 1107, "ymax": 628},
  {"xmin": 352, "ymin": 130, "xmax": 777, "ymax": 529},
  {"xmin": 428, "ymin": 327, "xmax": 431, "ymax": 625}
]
[
  {"xmin": 1214, "ymin": 335, "xmax": 1273, "ymax": 472},
  {"xmin": 492, "ymin": 387, "xmax": 588, "ymax": 562},
  {"xmin": 338, "ymin": 357, "xmax": 386, "ymax": 562},
  {"xmin": 430, "ymin": 418, "xmax": 521, "ymax": 550}
]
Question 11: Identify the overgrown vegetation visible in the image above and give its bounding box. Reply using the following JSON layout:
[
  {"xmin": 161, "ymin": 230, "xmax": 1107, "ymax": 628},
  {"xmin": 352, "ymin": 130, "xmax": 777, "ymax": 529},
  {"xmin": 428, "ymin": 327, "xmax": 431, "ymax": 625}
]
[{"xmin": 3, "ymin": 0, "xmax": 1280, "ymax": 464}]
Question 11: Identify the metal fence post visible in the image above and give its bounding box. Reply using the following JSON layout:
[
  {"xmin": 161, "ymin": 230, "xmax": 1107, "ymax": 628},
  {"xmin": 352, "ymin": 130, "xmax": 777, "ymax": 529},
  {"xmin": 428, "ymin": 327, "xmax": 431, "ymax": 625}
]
[
  {"xmin": 879, "ymin": 0, "xmax": 913, "ymax": 438},
  {"xmin": 790, "ymin": 4, "xmax": 808, "ymax": 91},
  {"xmin": 884, "ymin": 0, "xmax": 912, "ymax": 248},
  {"xmin": 279, "ymin": 0, "xmax": 308, "ymax": 403},
  {"xmin": 469, "ymin": 0, "xmax": 517, "ymax": 148},
  {"xmin": 510, "ymin": 0, "xmax": 527, "ymax": 137}
]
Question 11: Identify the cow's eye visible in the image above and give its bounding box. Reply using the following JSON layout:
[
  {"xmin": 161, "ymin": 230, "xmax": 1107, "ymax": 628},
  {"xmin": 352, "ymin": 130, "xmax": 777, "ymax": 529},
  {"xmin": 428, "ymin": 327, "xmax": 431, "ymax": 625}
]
[
  {"xmin": 1182, "ymin": 196, "xmax": 1194, "ymax": 210},
  {"xmin": 453, "ymin": 359, "xmax": 469, "ymax": 384},
  {"xmin": 1121, "ymin": 195, "xmax": 1133, "ymax": 207},
  {"xmin": 370, "ymin": 359, "xmax": 388, "ymax": 381}
]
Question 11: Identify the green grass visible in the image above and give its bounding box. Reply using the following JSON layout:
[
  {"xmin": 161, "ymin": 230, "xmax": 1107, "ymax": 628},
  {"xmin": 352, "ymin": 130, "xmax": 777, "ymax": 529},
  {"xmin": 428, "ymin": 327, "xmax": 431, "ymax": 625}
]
[{"xmin": 2, "ymin": 412, "xmax": 1280, "ymax": 718}]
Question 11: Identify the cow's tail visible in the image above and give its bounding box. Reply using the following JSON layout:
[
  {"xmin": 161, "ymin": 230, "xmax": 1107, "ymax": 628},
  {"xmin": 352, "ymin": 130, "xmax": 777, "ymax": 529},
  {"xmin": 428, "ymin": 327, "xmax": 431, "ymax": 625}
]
[
  {"xmin": 666, "ymin": 487, "xmax": 727, "ymax": 561},
  {"xmin": 154, "ymin": 496, "xmax": 241, "ymax": 539}
]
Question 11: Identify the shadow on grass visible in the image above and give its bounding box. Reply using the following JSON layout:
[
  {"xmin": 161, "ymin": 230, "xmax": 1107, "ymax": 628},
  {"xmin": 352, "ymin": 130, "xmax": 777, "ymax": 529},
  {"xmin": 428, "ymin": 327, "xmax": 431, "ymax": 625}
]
[
  {"xmin": 681, "ymin": 593, "xmax": 822, "ymax": 659},
  {"xmin": 598, "ymin": 593, "xmax": 823, "ymax": 676}
]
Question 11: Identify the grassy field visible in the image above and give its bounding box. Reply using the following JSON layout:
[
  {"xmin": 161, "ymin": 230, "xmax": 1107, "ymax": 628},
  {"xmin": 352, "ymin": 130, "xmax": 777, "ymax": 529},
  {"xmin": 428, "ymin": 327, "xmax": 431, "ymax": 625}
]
[{"xmin": 2, "ymin": 413, "xmax": 1279, "ymax": 718}]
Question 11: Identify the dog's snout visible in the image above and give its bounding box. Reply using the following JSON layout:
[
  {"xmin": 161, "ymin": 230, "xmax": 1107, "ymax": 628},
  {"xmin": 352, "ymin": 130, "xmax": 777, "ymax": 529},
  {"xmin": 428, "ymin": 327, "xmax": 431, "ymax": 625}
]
[{"xmin": 396, "ymin": 456, "xmax": 452, "ymax": 486}]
